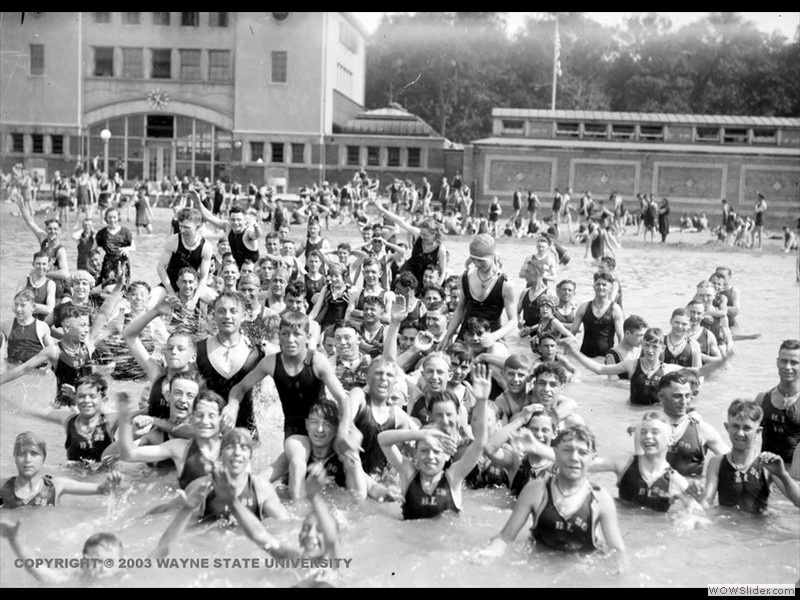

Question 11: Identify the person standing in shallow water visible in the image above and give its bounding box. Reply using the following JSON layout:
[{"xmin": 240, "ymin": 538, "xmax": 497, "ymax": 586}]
[{"xmin": 658, "ymin": 197, "xmax": 670, "ymax": 243}]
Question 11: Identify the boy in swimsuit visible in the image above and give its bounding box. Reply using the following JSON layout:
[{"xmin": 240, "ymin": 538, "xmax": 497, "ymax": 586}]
[
  {"xmin": 378, "ymin": 364, "xmax": 492, "ymax": 520},
  {"xmin": 479, "ymin": 425, "xmax": 626, "ymax": 571},
  {"xmin": 0, "ymin": 522, "xmax": 124, "ymax": 585},
  {"xmin": 591, "ymin": 412, "xmax": 691, "ymax": 512},
  {"xmin": 0, "ymin": 431, "xmax": 122, "ymax": 508},
  {"xmin": 1, "ymin": 289, "xmax": 55, "ymax": 366},
  {"xmin": 756, "ymin": 339, "xmax": 800, "ymax": 465},
  {"xmin": 702, "ymin": 400, "xmax": 799, "ymax": 512},
  {"xmin": 604, "ymin": 315, "xmax": 647, "ymax": 379}
]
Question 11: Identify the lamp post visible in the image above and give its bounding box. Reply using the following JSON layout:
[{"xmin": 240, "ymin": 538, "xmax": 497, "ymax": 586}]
[{"xmin": 100, "ymin": 128, "xmax": 111, "ymax": 175}]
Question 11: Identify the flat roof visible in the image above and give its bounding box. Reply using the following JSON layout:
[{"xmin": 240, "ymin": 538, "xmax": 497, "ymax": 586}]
[{"xmin": 493, "ymin": 108, "xmax": 800, "ymax": 129}]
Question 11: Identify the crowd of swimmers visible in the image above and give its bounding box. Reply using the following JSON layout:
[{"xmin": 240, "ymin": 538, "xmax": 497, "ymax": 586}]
[{"xmin": 0, "ymin": 175, "xmax": 798, "ymax": 586}]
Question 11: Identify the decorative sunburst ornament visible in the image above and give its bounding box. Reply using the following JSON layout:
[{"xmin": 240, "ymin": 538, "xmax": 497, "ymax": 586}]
[{"xmin": 148, "ymin": 89, "xmax": 170, "ymax": 110}]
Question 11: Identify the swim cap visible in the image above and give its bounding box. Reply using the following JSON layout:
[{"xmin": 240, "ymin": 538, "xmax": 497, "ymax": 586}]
[
  {"xmin": 469, "ymin": 234, "xmax": 495, "ymax": 258},
  {"xmin": 70, "ymin": 270, "xmax": 96, "ymax": 286}
]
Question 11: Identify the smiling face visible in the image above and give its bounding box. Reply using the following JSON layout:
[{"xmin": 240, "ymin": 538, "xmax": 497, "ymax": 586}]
[
  {"xmin": 13, "ymin": 297, "xmax": 35, "ymax": 322},
  {"xmin": 334, "ymin": 327, "xmax": 358, "ymax": 360},
  {"xmin": 168, "ymin": 378, "xmax": 199, "ymax": 422},
  {"xmin": 105, "ymin": 210, "xmax": 120, "ymax": 228},
  {"xmin": 423, "ymin": 358, "xmax": 450, "ymax": 392},
  {"xmin": 177, "ymin": 273, "xmax": 198, "ymax": 301},
  {"xmin": 229, "ymin": 212, "xmax": 245, "ymax": 233},
  {"xmin": 415, "ymin": 438, "xmax": 448, "ymax": 477},
  {"xmin": 32, "ymin": 255, "xmax": 50, "ymax": 278},
  {"xmin": 658, "ymin": 381, "xmax": 692, "ymax": 418},
  {"xmin": 533, "ymin": 372, "xmax": 562, "ymax": 407},
  {"xmin": 398, "ymin": 326, "xmax": 419, "ymax": 353},
  {"xmin": 449, "ymin": 360, "xmax": 471, "ymax": 385},
  {"xmin": 430, "ymin": 400, "xmax": 459, "ymax": 438},
  {"xmin": 270, "ymin": 275, "xmax": 288, "ymax": 298},
  {"xmin": 45, "ymin": 221, "xmax": 61, "ymax": 241},
  {"xmin": 63, "ymin": 314, "xmax": 90, "ymax": 343},
  {"xmin": 641, "ymin": 339, "xmax": 664, "ymax": 362},
  {"xmin": 192, "ymin": 400, "xmax": 221, "ymax": 439},
  {"xmin": 15, "ymin": 445, "xmax": 45, "ymax": 478},
  {"xmin": 687, "ymin": 303, "xmax": 705, "ymax": 327},
  {"xmin": 425, "ymin": 312, "xmax": 447, "ymax": 337},
  {"xmin": 71, "ymin": 278, "xmax": 92, "ymax": 302},
  {"xmin": 669, "ymin": 314, "xmax": 690, "ymax": 338},
  {"xmin": 638, "ymin": 418, "xmax": 672, "ymax": 456},
  {"xmin": 75, "ymin": 383, "xmax": 103, "ymax": 418},
  {"xmin": 214, "ymin": 297, "xmax": 243, "ymax": 336},
  {"xmin": 527, "ymin": 415, "xmax": 556, "ymax": 446},
  {"xmin": 239, "ymin": 283, "xmax": 260, "ymax": 309},
  {"xmin": 504, "ymin": 366, "xmax": 529, "ymax": 395},
  {"xmin": 724, "ymin": 415, "xmax": 761, "ymax": 452},
  {"xmin": 777, "ymin": 347, "xmax": 800, "ymax": 387},
  {"xmin": 557, "ymin": 283, "xmax": 575, "ymax": 305},
  {"xmin": 306, "ymin": 412, "xmax": 336, "ymax": 450}
]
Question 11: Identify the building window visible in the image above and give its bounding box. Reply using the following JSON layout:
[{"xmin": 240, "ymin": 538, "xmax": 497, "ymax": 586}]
[
  {"xmin": 153, "ymin": 12, "xmax": 170, "ymax": 26},
  {"xmin": 122, "ymin": 48, "xmax": 143, "ymax": 78},
  {"xmin": 752, "ymin": 129, "xmax": 777, "ymax": 145},
  {"xmin": 291, "ymin": 143, "xmax": 305, "ymax": 164},
  {"xmin": 271, "ymin": 51, "xmax": 287, "ymax": 83},
  {"xmin": 336, "ymin": 63, "xmax": 353, "ymax": 98},
  {"xmin": 723, "ymin": 128, "xmax": 748, "ymax": 144},
  {"xmin": 271, "ymin": 143, "xmax": 285, "ymax": 163},
  {"xmin": 407, "ymin": 147, "xmax": 421, "ymax": 168},
  {"xmin": 339, "ymin": 21, "xmax": 359, "ymax": 53},
  {"xmin": 31, "ymin": 134, "xmax": 44, "ymax": 154},
  {"xmin": 30, "ymin": 44, "xmax": 44, "ymax": 76},
  {"xmin": 583, "ymin": 123, "xmax": 608, "ymax": 139},
  {"xmin": 94, "ymin": 47, "xmax": 114, "ymax": 77},
  {"xmin": 146, "ymin": 115, "xmax": 174, "ymax": 138},
  {"xmin": 181, "ymin": 12, "xmax": 199, "ymax": 27},
  {"xmin": 51, "ymin": 135, "xmax": 64, "ymax": 155},
  {"xmin": 639, "ymin": 125, "xmax": 664, "ymax": 140},
  {"xmin": 12, "ymin": 134, "xmax": 24, "ymax": 153},
  {"xmin": 387, "ymin": 147, "xmax": 400, "ymax": 167},
  {"xmin": 346, "ymin": 146, "xmax": 360, "ymax": 166},
  {"xmin": 502, "ymin": 120, "xmax": 524, "ymax": 135},
  {"xmin": 610, "ymin": 124, "xmax": 635, "ymax": 140},
  {"xmin": 122, "ymin": 12, "xmax": 141, "ymax": 25},
  {"xmin": 555, "ymin": 122, "xmax": 580, "ymax": 138},
  {"xmin": 209, "ymin": 12, "xmax": 229, "ymax": 27},
  {"xmin": 208, "ymin": 50, "xmax": 231, "ymax": 81},
  {"xmin": 94, "ymin": 12, "xmax": 110, "ymax": 24},
  {"xmin": 367, "ymin": 146, "xmax": 380, "ymax": 167},
  {"xmin": 151, "ymin": 49, "xmax": 171, "ymax": 79},
  {"xmin": 250, "ymin": 142, "xmax": 264, "ymax": 162},
  {"xmin": 179, "ymin": 49, "xmax": 201, "ymax": 80},
  {"xmin": 694, "ymin": 127, "xmax": 719, "ymax": 143}
]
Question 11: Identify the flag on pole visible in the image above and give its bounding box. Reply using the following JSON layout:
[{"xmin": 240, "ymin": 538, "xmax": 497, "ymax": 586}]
[{"xmin": 554, "ymin": 22, "xmax": 562, "ymax": 77}]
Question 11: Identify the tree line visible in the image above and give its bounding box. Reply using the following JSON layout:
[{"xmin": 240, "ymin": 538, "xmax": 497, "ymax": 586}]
[{"xmin": 365, "ymin": 12, "xmax": 800, "ymax": 143}]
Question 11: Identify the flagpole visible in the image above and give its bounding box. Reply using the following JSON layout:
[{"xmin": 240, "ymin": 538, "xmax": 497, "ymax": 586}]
[{"xmin": 551, "ymin": 15, "xmax": 559, "ymax": 111}]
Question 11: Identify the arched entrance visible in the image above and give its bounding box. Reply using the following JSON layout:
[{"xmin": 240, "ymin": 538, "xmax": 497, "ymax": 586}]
[{"xmin": 87, "ymin": 114, "xmax": 233, "ymax": 183}]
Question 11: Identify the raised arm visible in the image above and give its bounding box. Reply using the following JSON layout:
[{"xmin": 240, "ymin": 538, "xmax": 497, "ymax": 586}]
[
  {"xmin": 369, "ymin": 199, "xmax": 420, "ymax": 238},
  {"xmin": 0, "ymin": 345, "xmax": 57, "ymax": 386},
  {"xmin": 0, "ymin": 520, "xmax": 67, "ymax": 585},
  {"xmin": 122, "ymin": 296, "xmax": 178, "ymax": 379},
  {"xmin": 561, "ymin": 339, "xmax": 633, "ymax": 376},
  {"xmin": 13, "ymin": 192, "xmax": 46, "ymax": 242},
  {"xmin": 195, "ymin": 192, "xmax": 229, "ymax": 231},
  {"xmin": 314, "ymin": 353, "xmax": 355, "ymax": 451},
  {"xmin": 448, "ymin": 364, "xmax": 491, "ymax": 486}
]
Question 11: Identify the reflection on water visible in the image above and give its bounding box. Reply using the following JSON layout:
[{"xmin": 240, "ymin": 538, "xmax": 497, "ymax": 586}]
[{"xmin": 1, "ymin": 207, "xmax": 798, "ymax": 587}]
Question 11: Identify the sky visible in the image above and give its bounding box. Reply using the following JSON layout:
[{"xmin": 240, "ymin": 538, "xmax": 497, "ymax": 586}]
[{"xmin": 353, "ymin": 12, "xmax": 800, "ymax": 39}]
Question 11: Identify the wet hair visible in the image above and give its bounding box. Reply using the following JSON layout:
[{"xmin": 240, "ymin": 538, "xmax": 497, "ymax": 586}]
[
  {"xmin": 167, "ymin": 329, "xmax": 196, "ymax": 349},
  {"xmin": 361, "ymin": 257, "xmax": 381, "ymax": 271},
  {"xmin": 32, "ymin": 250, "xmax": 50, "ymax": 263},
  {"xmin": 213, "ymin": 289, "xmax": 246, "ymax": 310},
  {"xmin": 14, "ymin": 431, "xmax": 47, "ymax": 459},
  {"xmin": 532, "ymin": 362, "xmax": 568, "ymax": 386},
  {"xmin": 176, "ymin": 208, "xmax": 202, "ymax": 225},
  {"xmin": 59, "ymin": 304, "xmax": 91, "ymax": 323},
  {"xmin": 426, "ymin": 390, "xmax": 460, "ymax": 414},
  {"xmin": 422, "ymin": 284, "xmax": 445, "ymax": 300},
  {"xmin": 445, "ymin": 342, "xmax": 472, "ymax": 366},
  {"xmin": 599, "ymin": 256, "xmax": 616, "ymax": 269},
  {"xmin": 526, "ymin": 407, "xmax": 559, "ymax": 431},
  {"xmin": 279, "ymin": 310, "xmax": 310, "ymax": 334},
  {"xmin": 221, "ymin": 428, "xmax": 254, "ymax": 452},
  {"xmin": 393, "ymin": 271, "xmax": 419, "ymax": 293},
  {"xmin": 686, "ymin": 297, "xmax": 705, "ymax": 309},
  {"xmin": 670, "ymin": 307, "xmax": 690, "ymax": 320},
  {"xmin": 422, "ymin": 351, "xmax": 451, "ymax": 372},
  {"xmin": 425, "ymin": 301, "xmax": 448, "ymax": 319},
  {"xmin": 676, "ymin": 368, "xmax": 700, "ymax": 390},
  {"xmin": 553, "ymin": 425, "xmax": 597, "ymax": 452},
  {"xmin": 443, "ymin": 275, "xmax": 460, "ymax": 290},
  {"xmin": 642, "ymin": 327, "xmax": 665, "ymax": 345},
  {"xmin": 657, "ymin": 371, "xmax": 689, "ymax": 390},
  {"xmin": 362, "ymin": 294, "xmax": 384, "ymax": 310},
  {"xmin": 13, "ymin": 289, "xmax": 35, "ymax": 304},
  {"xmin": 194, "ymin": 390, "xmax": 226, "ymax": 413},
  {"xmin": 128, "ymin": 280, "xmax": 151, "ymax": 294},
  {"xmin": 593, "ymin": 271, "xmax": 615, "ymax": 284},
  {"xmin": 82, "ymin": 532, "xmax": 123, "ymax": 557},
  {"xmin": 76, "ymin": 373, "xmax": 109, "ymax": 397},
  {"xmin": 284, "ymin": 281, "xmax": 307, "ymax": 300},
  {"xmin": 366, "ymin": 356, "xmax": 400, "ymax": 380},
  {"xmin": 640, "ymin": 411, "xmax": 670, "ymax": 425},
  {"xmin": 504, "ymin": 353, "xmax": 532, "ymax": 372},
  {"xmin": 337, "ymin": 242, "xmax": 351, "ymax": 253},
  {"xmin": 167, "ymin": 367, "xmax": 206, "ymax": 395},
  {"xmin": 327, "ymin": 263, "xmax": 345, "ymax": 279},
  {"xmin": 463, "ymin": 316, "xmax": 491, "ymax": 336},
  {"xmin": 556, "ymin": 279, "xmax": 576, "ymax": 292},
  {"xmin": 715, "ymin": 266, "xmax": 732, "ymax": 278},
  {"xmin": 727, "ymin": 399, "xmax": 763, "ymax": 423},
  {"xmin": 779, "ymin": 339, "xmax": 800, "ymax": 352},
  {"xmin": 538, "ymin": 332, "xmax": 558, "ymax": 346},
  {"xmin": 308, "ymin": 399, "xmax": 339, "ymax": 428},
  {"xmin": 695, "ymin": 280, "xmax": 715, "ymax": 293},
  {"xmin": 418, "ymin": 218, "xmax": 443, "ymax": 243},
  {"xmin": 229, "ymin": 206, "xmax": 245, "ymax": 217},
  {"xmin": 177, "ymin": 266, "xmax": 198, "ymax": 282},
  {"xmin": 623, "ymin": 315, "xmax": 648, "ymax": 333}
]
